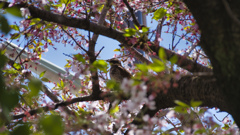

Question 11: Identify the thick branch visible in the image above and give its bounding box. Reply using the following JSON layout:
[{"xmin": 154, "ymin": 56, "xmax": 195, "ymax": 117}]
[
  {"xmin": 13, "ymin": 75, "xmax": 227, "ymax": 122},
  {"xmin": 132, "ymin": 75, "xmax": 227, "ymax": 125}
]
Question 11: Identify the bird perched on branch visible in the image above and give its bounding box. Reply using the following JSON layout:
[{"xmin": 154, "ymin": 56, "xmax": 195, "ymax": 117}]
[{"xmin": 106, "ymin": 58, "xmax": 132, "ymax": 83}]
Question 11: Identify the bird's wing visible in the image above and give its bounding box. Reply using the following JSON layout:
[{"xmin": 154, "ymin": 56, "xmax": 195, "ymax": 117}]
[
  {"xmin": 110, "ymin": 65, "xmax": 132, "ymax": 79},
  {"xmin": 116, "ymin": 65, "xmax": 132, "ymax": 79}
]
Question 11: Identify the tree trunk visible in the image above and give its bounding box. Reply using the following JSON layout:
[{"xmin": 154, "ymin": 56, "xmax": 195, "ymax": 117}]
[{"xmin": 183, "ymin": 0, "xmax": 240, "ymax": 126}]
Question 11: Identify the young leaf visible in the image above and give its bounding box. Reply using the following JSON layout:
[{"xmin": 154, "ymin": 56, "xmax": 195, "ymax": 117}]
[
  {"xmin": 174, "ymin": 106, "xmax": 188, "ymax": 113},
  {"xmin": 152, "ymin": 8, "xmax": 167, "ymax": 21},
  {"xmin": 169, "ymin": 55, "xmax": 178, "ymax": 64},
  {"xmin": 11, "ymin": 124, "xmax": 30, "ymax": 135},
  {"xmin": 5, "ymin": 7, "xmax": 22, "ymax": 18},
  {"xmin": 0, "ymin": 15, "xmax": 10, "ymax": 34},
  {"xmin": 141, "ymin": 27, "xmax": 149, "ymax": 33},
  {"xmin": 39, "ymin": 71, "xmax": 46, "ymax": 78},
  {"xmin": 136, "ymin": 63, "xmax": 148, "ymax": 72},
  {"xmin": 60, "ymin": 79, "xmax": 64, "ymax": 87},
  {"xmin": 123, "ymin": 28, "xmax": 136, "ymax": 37},
  {"xmin": 28, "ymin": 79, "xmax": 42, "ymax": 97},
  {"xmin": 39, "ymin": 115, "xmax": 64, "ymax": 135},
  {"xmin": 13, "ymin": 63, "xmax": 21, "ymax": 70},
  {"xmin": 92, "ymin": 60, "xmax": 108, "ymax": 73},
  {"xmin": 41, "ymin": 77, "xmax": 50, "ymax": 82},
  {"xmin": 110, "ymin": 105, "xmax": 119, "ymax": 114},
  {"xmin": 190, "ymin": 100, "xmax": 202, "ymax": 107},
  {"xmin": 174, "ymin": 100, "xmax": 189, "ymax": 107},
  {"xmin": 158, "ymin": 48, "xmax": 167, "ymax": 61},
  {"xmin": 113, "ymin": 49, "xmax": 120, "ymax": 52},
  {"xmin": 10, "ymin": 25, "xmax": 20, "ymax": 31},
  {"xmin": 74, "ymin": 54, "xmax": 85, "ymax": 64},
  {"xmin": 148, "ymin": 59, "xmax": 165, "ymax": 72},
  {"xmin": 10, "ymin": 33, "xmax": 20, "ymax": 39}
]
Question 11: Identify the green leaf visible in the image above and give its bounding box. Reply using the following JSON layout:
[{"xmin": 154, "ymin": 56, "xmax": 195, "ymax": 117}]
[
  {"xmin": 13, "ymin": 63, "xmax": 21, "ymax": 70},
  {"xmin": 92, "ymin": 60, "xmax": 108, "ymax": 73},
  {"xmin": 169, "ymin": 55, "xmax": 178, "ymax": 64},
  {"xmin": 39, "ymin": 71, "xmax": 46, "ymax": 78},
  {"xmin": 39, "ymin": 115, "xmax": 64, "ymax": 135},
  {"xmin": 74, "ymin": 54, "xmax": 85, "ymax": 64},
  {"xmin": 148, "ymin": 59, "xmax": 165, "ymax": 72},
  {"xmin": 152, "ymin": 8, "xmax": 166, "ymax": 21},
  {"xmin": 28, "ymin": 79, "xmax": 42, "ymax": 97},
  {"xmin": 3, "ymin": 68, "xmax": 18, "ymax": 74},
  {"xmin": 11, "ymin": 124, "xmax": 31, "ymax": 135},
  {"xmin": 141, "ymin": 27, "xmax": 149, "ymax": 33},
  {"xmin": 0, "ymin": 15, "xmax": 11, "ymax": 34},
  {"xmin": 136, "ymin": 63, "xmax": 148, "ymax": 72},
  {"xmin": 106, "ymin": 80, "xmax": 120, "ymax": 91},
  {"xmin": 29, "ymin": 18, "xmax": 41, "ymax": 26},
  {"xmin": 0, "ymin": 3, "xmax": 4, "ymax": 9},
  {"xmin": 60, "ymin": 79, "xmax": 64, "ymax": 87},
  {"xmin": 174, "ymin": 100, "xmax": 189, "ymax": 107},
  {"xmin": 10, "ymin": 25, "xmax": 20, "ymax": 31},
  {"xmin": 158, "ymin": 48, "xmax": 167, "ymax": 61},
  {"xmin": 134, "ymin": 24, "xmax": 139, "ymax": 30},
  {"xmin": 98, "ymin": 4, "xmax": 104, "ymax": 11},
  {"xmin": 110, "ymin": 105, "xmax": 119, "ymax": 114},
  {"xmin": 106, "ymin": 80, "xmax": 116, "ymax": 89},
  {"xmin": 113, "ymin": 49, "xmax": 120, "ymax": 52},
  {"xmin": 5, "ymin": 7, "xmax": 22, "ymax": 18},
  {"xmin": 174, "ymin": 106, "xmax": 188, "ymax": 113},
  {"xmin": 0, "ymin": 89, "xmax": 19, "ymax": 111},
  {"xmin": 123, "ymin": 28, "xmax": 136, "ymax": 37},
  {"xmin": 41, "ymin": 77, "xmax": 50, "ymax": 82},
  {"xmin": 10, "ymin": 33, "xmax": 20, "ymax": 39},
  {"xmin": 190, "ymin": 100, "xmax": 202, "ymax": 107},
  {"xmin": 222, "ymin": 124, "xmax": 230, "ymax": 130}
]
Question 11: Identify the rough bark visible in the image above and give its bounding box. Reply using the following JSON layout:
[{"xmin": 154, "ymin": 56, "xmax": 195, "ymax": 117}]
[
  {"xmin": 131, "ymin": 75, "xmax": 227, "ymax": 125},
  {"xmin": 183, "ymin": 0, "xmax": 240, "ymax": 126}
]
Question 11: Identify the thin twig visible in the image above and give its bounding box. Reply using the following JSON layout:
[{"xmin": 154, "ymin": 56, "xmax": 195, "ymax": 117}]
[
  {"xmin": 14, "ymin": 37, "xmax": 36, "ymax": 63},
  {"xmin": 63, "ymin": 53, "xmax": 73, "ymax": 58},
  {"xmin": 96, "ymin": 46, "xmax": 105, "ymax": 58},
  {"xmin": 184, "ymin": 43, "xmax": 198, "ymax": 56},
  {"xmin": 60, "ymin": 26, "xmax": 88, "ymax": 52},
  {"xmin": 61, "ymin": 0, "xmax": 70, "ymax": 15}
]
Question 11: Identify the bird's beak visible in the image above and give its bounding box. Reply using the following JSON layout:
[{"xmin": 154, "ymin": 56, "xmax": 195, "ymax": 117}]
[{"xmin": 106, "ymin": 59, "xmax": 110, "ymax": 62}]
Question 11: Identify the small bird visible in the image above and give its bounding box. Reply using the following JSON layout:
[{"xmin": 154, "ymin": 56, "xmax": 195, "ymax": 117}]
[{"xmin": 106, "ymin": 58, "xmax": 132, "ymax": 83}]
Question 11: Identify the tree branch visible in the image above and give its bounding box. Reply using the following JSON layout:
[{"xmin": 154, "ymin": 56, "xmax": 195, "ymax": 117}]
[
  {"xmin": 42, "ymin": 85, "xmax": 74, "ymax": 115},
  {"xmin": 131, "ymin": 75, "xmax": 227, "ymax": 125},
  {"xmin": 12, "ymin": 75, "xmax": 227, "ymax": 122},
  {"xmin": 122, "ymin": 0, "xmax": 141, "ymax": 27},
  {"xmin": 12, "ymin": 95, "xmax": 95, "ymax": 120},
  {"xmin": 88, "ymin": 0, "xmax": 113, "ymax": 98},
  {"xmin": 11, "ymin": 3, "xmax": 212, "ymax": 73},
  {"xmin": 60, "ymin": 26, "xmax": 88, "ymax": 53}
]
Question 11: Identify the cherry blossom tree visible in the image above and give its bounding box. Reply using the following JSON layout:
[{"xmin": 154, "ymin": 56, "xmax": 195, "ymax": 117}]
[{"xmin": 0, "ymin": 0, "xmax": 240, "ymax": 134}]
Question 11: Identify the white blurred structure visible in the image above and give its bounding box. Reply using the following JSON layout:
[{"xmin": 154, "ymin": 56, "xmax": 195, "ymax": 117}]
[{"xmin": 1, "ymin": 41, "xmax": 81, "ymax": 90}]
